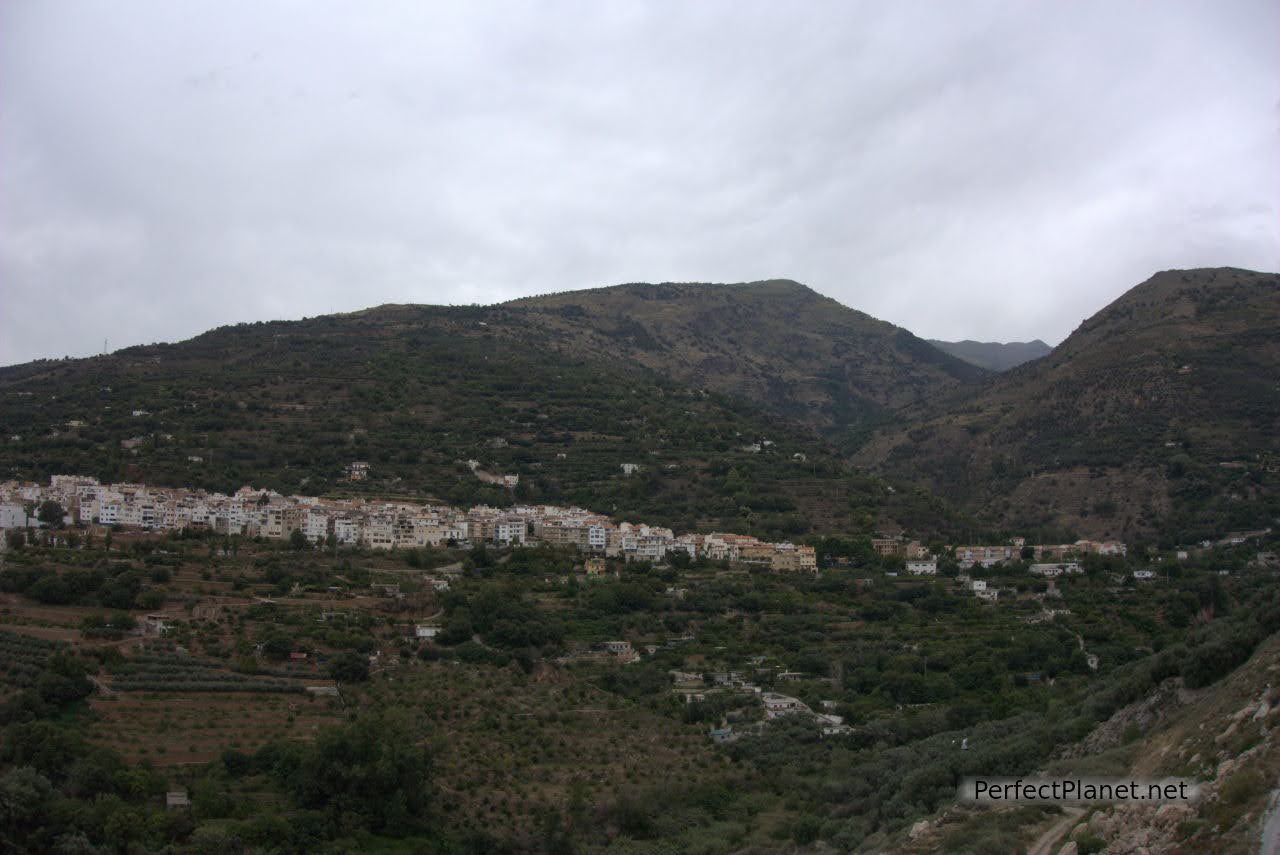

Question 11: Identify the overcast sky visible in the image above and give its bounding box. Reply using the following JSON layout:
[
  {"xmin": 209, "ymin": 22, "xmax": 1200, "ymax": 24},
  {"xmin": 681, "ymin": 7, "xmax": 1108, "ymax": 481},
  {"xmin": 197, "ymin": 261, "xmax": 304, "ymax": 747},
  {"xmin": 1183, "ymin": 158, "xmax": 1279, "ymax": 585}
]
[{"xmin": 2, "ymin": 1, "xmax": 1277, "ymax": 365}]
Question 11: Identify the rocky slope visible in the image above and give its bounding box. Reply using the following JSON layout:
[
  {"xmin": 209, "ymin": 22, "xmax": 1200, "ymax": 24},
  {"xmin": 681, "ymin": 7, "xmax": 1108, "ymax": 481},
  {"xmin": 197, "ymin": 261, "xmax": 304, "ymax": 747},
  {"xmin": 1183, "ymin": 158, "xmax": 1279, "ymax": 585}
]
[
  {"xmin": 507, "ymin": 279, "xmax": 986, "ymax": 447},
  {"xmin": 890, "ymin": 629, "xmax": 1280, "ymax": 855},
  {"xmin": 857, "ymin": 268, "xmax": 1280, "ymax": 542}
]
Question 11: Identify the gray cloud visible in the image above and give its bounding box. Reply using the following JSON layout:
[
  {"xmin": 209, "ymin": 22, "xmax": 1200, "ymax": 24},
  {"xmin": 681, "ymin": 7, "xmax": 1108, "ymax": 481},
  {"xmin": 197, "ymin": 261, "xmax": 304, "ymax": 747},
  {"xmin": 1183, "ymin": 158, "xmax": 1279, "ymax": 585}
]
[{"xmin": 2, "ymin": 0, "xmax": 1277, "ymax": 364}]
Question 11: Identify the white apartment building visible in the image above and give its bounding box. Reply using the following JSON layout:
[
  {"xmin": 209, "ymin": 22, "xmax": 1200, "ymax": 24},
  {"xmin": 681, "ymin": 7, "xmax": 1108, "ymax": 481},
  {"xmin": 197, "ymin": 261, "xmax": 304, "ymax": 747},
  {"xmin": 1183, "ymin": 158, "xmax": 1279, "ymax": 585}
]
[
  {"xmin": 304, "ymin": 510, "xmax": 331, "ymax": 542},
  {"xmin": 495, "ymin": 519, "xmax": 527, "ymax": 545},
  {"xmin": 334, "ymin": 517, "xmax": 361, "ymax": 545}
]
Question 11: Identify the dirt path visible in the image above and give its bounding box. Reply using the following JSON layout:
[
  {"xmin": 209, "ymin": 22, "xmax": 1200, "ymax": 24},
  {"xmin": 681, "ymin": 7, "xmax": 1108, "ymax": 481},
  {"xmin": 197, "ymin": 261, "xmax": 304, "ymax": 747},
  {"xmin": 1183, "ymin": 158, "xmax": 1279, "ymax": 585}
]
[
  {"xmin": 374, "ymin": 561, "xmax": 464, "ymax": 576},
  {"xmin": 1027, "ymin": 806, "xmax": 1084, "ymax": 855},
  {"xmin": 1259, "ymin": 782, "xmax": 1280, "ymax": 855}
]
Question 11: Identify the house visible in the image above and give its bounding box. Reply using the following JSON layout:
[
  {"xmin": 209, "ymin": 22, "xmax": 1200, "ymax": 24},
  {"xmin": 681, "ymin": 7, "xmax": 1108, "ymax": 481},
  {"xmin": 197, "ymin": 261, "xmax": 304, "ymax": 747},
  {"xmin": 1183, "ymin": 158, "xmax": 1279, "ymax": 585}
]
[
  {"xmin": 603, "ymin": 640, "xmax": 634, "ymax": 656},
  {"xmin": 361, "ymin": 517, "xmax": 396, "ymax": 550},
  {"xmin": 905, "ymin": 560, "xmax": 937, "ymax": 575},
  {"xmin": 585, "ymin": 557, "xmax": 607, "ymax": 576},
  {"xmin": 0, "ymin": 503, "xmax": 29, "ymax": 529},
  {"xmin": 305, "ymin": 685, "xmax": 340, "ymax": 697},
  {"xmin": 968, "ymin": 579, "xmax": 998, "ymax": 601},
  {"xmin": 415, "ymin": 625, "xmax": 440, "ymax": 639},
  {"xmin": 898, "ymin": 540, "xmax": 926, "ymax": 559},
  {"xmin": 625, "ymin": 534, "xmax": 668, "ymax": 564},
  {"xmin": 495, "ymin": 518, "xmax": 527, "ymax": 545},
  {"xmin": 141, "ymin": 614, "xmax": 172, "ymax": 636},
  {"xmin": 1132, "ymin": 569, "xmax": 1156, "ymax": 581},
  {"xmin": 620, "ymin": 463, "xmax": 641, "ymax": 476},
  {"xmin": 957, "ymin": 545, "xmax": 1014, "ymax": 568},
  {"xmin": 871, "ymin": 538, "xmax": 903, "ymax": 557},
  {"xmin": 165, "ymin": 790, "xmax": 191, "ymax": 810},
  {"xmin": 771, "ymin": 543, "xmax": 817, "ymax": 573},
  {"xmin": 1030, "ymin": 563, "xmax": 1081, "ymax": 577},
  {"xmin": 762, "ymin": 692, "xmax": 810, "ymax": 719},
  {"xmin": 345, "ymin": 461, "xmax": 369, "ymax": 481},
  {"xmin": 586, "ymin": 524, "xmax": 609, "ymax": 552}
]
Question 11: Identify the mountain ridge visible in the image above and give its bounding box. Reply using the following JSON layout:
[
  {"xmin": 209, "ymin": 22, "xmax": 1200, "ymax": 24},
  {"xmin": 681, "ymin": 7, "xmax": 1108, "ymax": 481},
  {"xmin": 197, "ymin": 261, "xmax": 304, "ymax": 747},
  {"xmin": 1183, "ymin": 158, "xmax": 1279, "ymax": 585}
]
[
  {"xmin": 0, "ymin": 281, "xmax": 983, "ymax": 540},
  {"xmin": 927, "ymin": 338, "xmax": 1052, "ymax": 372},
  {"xmin": 504, "ymin": 278, "xmax": 986, "ymax": 447},
  {"xmin": 856, "ymin": 267, "xmax": 1280, "ymax": 542},
  {"xmin": 2, "ymin": 268, "xmax": 1275, "ymax": 543}
]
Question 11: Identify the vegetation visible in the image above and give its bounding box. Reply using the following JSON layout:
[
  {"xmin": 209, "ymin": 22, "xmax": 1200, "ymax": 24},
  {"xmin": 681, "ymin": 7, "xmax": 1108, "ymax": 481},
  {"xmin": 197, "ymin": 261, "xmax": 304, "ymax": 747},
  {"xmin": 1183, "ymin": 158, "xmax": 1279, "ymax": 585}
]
[
  {"xmin": 0, "ymin": 523, "xmax": 1276, "ymax": 851},
  {"xmin": 1, "ymin": 268, "xmax": 1278, "ymax": 850}
]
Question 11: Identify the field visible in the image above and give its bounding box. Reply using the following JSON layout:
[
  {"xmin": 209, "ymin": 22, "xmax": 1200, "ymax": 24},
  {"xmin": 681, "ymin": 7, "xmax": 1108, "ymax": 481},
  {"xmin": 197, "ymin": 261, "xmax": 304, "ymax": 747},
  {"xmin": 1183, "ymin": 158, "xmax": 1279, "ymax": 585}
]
[
  {"xmin": 382, "ymin": 661, "xmax": 739, "ymax": 839},
  {"xmin": 0, "ymin": 526, "xmax": 1277, "ymax": 852},
  {"xmin": 88, "ymin": 691, "xmax": 341, "ymax": 765}
]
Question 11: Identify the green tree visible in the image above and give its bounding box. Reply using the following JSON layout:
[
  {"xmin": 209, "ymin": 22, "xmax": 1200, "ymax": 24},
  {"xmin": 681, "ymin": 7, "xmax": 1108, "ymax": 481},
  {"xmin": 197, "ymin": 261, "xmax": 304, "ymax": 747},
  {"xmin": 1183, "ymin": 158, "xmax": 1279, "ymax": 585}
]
[
  {"xmin": 294, "ymin": 710, "xmax": 431, "ymax": 835},
  {"xmin": 327, "ymin": 651, "xmax": 369, "ymax": 683},
  {"xmin": 37, "ymin": 501, "xmax": 65, "ymax": 528}
]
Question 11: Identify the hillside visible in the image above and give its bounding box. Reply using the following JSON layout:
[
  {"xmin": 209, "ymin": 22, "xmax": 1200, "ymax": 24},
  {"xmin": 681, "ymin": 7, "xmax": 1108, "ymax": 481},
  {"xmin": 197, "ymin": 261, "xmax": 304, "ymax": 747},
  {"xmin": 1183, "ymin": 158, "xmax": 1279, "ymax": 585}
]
[
  {"xmin": 0, "ymin": 292, "xmax": 973, "ymax": 540},
  {"xmin": 927, "ymin": 338, "xmax": 1052, "ymax": 372},
  {"xmin": 857, "ymin": 267, "xmax": 1280, "ymax": 543},
  {"xmin": 896, "ymin": 620, "xmax": 1280, "ymax": 855},
  {"xmin": 508, "ymin": 279, "xmax": 986, "ymax": 447}
]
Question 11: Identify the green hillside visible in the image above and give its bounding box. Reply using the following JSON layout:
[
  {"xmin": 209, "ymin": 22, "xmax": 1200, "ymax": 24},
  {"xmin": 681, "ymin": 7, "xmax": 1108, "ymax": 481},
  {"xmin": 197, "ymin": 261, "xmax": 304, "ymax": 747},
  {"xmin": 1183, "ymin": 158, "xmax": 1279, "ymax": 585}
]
[{"xmin": 0, "ymin": 298, "xmax": 969, "ymax": 540}]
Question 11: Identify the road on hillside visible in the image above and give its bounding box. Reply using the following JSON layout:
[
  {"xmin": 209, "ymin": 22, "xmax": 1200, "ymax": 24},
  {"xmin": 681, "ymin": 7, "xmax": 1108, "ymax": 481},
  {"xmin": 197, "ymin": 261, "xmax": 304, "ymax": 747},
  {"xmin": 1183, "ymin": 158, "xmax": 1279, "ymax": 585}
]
[
  {"xmin": 1259, "ymin": 782, "xmax": 1280, "ymax": 855},
  {"xmin": 1027, "ymin": 806, "xmax": 1084, "ymax": 855},
  {"xmin": 374, "ymin": 561, "xmax": 464, "ymax": 575}
]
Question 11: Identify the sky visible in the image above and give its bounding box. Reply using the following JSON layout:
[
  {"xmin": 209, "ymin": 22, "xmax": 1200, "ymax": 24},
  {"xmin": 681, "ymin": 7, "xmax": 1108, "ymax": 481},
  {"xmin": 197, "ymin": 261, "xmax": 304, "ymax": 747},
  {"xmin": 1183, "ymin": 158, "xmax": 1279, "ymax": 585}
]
[{"xmin": 2, "ymin": 1, "xmax": 1277, "ymax": 365}]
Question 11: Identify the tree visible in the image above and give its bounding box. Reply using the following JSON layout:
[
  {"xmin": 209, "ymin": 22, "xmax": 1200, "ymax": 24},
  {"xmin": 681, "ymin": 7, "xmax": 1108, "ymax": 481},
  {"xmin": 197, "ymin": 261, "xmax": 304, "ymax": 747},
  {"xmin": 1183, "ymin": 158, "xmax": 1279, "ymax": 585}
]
[
  {"xmin": 37, "ymin": 501, "xmax": 65, "ymax": 528},
  {"xmin": 294, "ymin": 710, "xmax": 431, "ymax": 835},
  {"xmin": 327, "ymin": 650, "xmax": 369, "ymax": 683},
  {"xmin": 289, "ymin": 529, "xmax": 308, "ymax": 550},
  {"xmin": 0, "ymin": 767, "xmax": 53, "ymax": 843}
]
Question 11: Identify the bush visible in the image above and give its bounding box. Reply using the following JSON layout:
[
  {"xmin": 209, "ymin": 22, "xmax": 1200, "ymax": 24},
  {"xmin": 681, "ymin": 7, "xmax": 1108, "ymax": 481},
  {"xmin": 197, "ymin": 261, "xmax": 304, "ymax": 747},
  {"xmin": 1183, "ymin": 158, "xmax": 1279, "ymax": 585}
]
[{"xmin": 327, "ymin": 651, "xmax": 369, "ymax": 683}]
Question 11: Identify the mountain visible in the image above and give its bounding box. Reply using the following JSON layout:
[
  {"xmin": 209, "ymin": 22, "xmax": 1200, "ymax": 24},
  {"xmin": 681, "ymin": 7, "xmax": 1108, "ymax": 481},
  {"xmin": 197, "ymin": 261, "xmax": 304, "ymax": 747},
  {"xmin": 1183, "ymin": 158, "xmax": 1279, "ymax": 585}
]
[
  {"xmin": 927, "ymin": 338, "xmax": 1052, "ymax": 372},
  {"xmin": 856, "ymin": 267, "xmax": 1280, "ymax": 543},
  {"xmin": 507, "ymin": 280, "xmax": 987, "ymax": 447},
  {"xmin": 0, "ymin": 282, "xmax": 982, "ymax": 539}
]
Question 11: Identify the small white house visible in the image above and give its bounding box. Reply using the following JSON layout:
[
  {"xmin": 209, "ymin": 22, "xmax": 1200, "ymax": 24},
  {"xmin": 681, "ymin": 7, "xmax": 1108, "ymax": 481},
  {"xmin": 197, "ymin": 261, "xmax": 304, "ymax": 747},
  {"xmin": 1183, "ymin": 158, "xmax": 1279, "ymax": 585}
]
[
  {"xmin": 415, "ymin": 625, "xmax": 440, "ymax": 639},
  {"xmin": 1030, "ymin": 563, "xmax": 1082, "ymax": 577},
  {"xmin": 905, "ymin": 560, "xmax": 937, "ymax": 575}
]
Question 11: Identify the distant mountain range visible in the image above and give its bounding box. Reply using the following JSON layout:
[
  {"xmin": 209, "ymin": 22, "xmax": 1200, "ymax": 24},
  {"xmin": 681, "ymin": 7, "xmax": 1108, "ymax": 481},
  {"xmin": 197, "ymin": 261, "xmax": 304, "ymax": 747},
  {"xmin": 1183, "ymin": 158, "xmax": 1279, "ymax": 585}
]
[
  {"xmin": 2, "ymin": 267, "xmax": 1275, "ymax": 544},
  {"xmin": 927, "ymin": 338, "xmax": 1052, "ymax": 372}
]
